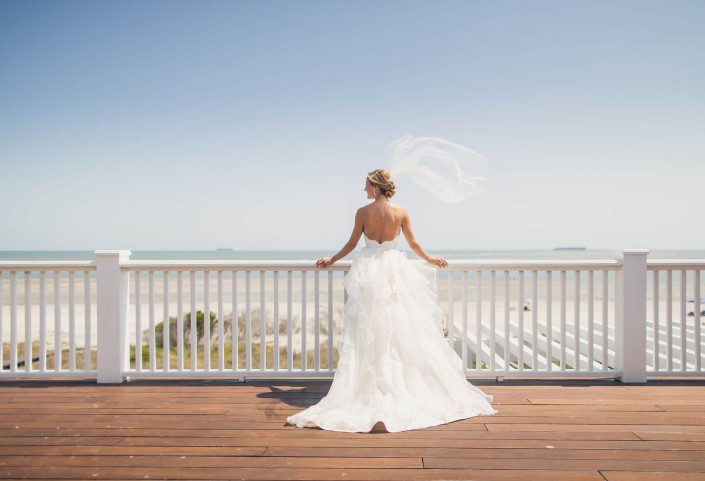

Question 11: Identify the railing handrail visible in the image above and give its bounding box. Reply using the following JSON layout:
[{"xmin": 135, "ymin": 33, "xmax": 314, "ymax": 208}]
[
  {"xmin": 121, "ymin": 260, "xmax": 352, "ymax": 271},
  {"xmin": 444, "ymin": 260, "xmax": 622, "ymax": 270},
  {"xmin": 647, "ymin": 259, "xmax": 705, "ymax": 269},
  {"xmin": 3, "ymin": 258, "xmax": 702, "ymax": 272},
  {"xmin": 119, "ymin": 259, "xmax": 624, "ymax": 271},
  {"xmin": 0, "ymin": 261, "xmax": 96, "ymax": 270},
  {"xmin": 2, "ymin": 257, "xmax": 704, "ymax": 271}
]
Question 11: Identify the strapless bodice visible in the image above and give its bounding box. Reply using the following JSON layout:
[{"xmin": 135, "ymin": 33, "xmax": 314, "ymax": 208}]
[{"xmin": 363, "ymin": 232, "xmax": 400, "ymax": 249}]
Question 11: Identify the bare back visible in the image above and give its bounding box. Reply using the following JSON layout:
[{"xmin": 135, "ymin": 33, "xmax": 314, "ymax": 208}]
[
  {"xmin": 324, "ymin": 198, "xmax": 438, "ymax": 265},
  {"xmin": 359, "ymin": 201, "xmax": 406, "ymax": 243}
]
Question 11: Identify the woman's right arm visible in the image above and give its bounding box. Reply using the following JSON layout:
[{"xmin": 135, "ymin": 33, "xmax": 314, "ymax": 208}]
[
  {"xmin": 316, "ymin": 208, "xmax": 364, "ymax": 268},
  {"xmin": 401, "ymin": 209, "xmax": 448, "ymax": 268}
]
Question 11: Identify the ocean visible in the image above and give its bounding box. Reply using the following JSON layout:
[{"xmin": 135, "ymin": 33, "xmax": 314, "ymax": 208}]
[{"xmin": 1, "ymin": 249, "xmax": 705, "ymax": 262}]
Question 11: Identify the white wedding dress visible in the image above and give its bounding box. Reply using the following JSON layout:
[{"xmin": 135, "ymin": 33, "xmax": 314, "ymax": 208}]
[{"xmin": 286, "ymin": 233, "xmax": 497, "ymax": 433}]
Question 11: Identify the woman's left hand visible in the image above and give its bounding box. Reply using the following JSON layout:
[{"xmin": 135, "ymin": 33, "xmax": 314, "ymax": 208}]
[
  {"xmin": 316, "ymin": 257, "xmax": 334, "ymax": 268},
  {"xmin": 427, "ymin": 256, "xmax": 448, "ymax": 268}
]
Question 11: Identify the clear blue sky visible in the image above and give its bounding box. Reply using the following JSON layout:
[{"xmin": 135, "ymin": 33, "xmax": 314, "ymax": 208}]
[{"xmin": 1, "ymin": 0, "xmax": 703, "ymax": 251}]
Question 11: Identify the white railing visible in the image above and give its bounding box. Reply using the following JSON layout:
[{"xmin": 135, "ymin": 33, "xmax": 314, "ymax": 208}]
[
  {"xmin": 442, "ymin": 260, "xmax": 623, "ymax": 379},
  {"xmin": 1, "ymin": 250, "xmax": 703, "ymax": 382},
  {"xmin": 646, "ymin": 260, "xmax": 705, "ymax": 376},
  {"xmin": 123, "ymin": 260, "xmax": 347, "ymax": 380},
  {"xmin": 0, "ymin": 261, "xmax": 96, "ymax": 378}
]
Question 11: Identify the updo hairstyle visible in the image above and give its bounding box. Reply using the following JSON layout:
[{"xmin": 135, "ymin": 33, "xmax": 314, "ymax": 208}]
[{"xmin": 367, "ymin": 169, "xmax": 397, "ymax": 199}]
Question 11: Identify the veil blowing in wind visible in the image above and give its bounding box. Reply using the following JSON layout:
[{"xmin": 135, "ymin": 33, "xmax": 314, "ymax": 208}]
[{"xmin": 386, "ymin": 133, "xmax": 489, "ymax": 204}]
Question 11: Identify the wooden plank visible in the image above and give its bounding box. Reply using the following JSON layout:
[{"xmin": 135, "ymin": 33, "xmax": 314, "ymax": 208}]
[
  {"xmin": 486, "ymin": 424, "xmax": 705, "ymax": 433},
  {"xmin": 635, "ymin": 432, "xmax": 705, "ymax": 442},
  {"xmin": 0, "ymin": 403, "xmax": 666, "ymax": 413},
  {"xmin": 263, "ymin": 447, "xmax": 705, "ymax": 460},
  {"xmin": 0, "ymin": 467, "xmax": 604, "ymax": 480},
  {"xmin": 0, "ymin": 426, "xmax": 491, "ymax": 438},
  {"xmin": 0, "ymin": 437, "xmax": 123, "ymax": 446},
  {"xmin": 528, "ymin": 399, "xmax": 705, "ymax": 405},
  {"xmin": 656, "ymin": 405, "xmax": 705, "ymax": 412},
  {"xmin": 0, "ymin": 455, "xmax": 424, "ymax": 469},
  {"xmin": 601, "ymin": 472, "xmax": 705, "ymax": 481},
  {"xmin": 0, "ymin": 446, "xmax": 265, "ymax": 456},
  {"xmin": 423, "ymin": 457, "xmax": 705, "ymax": 471},
  {"xmin": 5, "ymin": 415, "xmax": 705, "ymax": 431},
  {"xmin": 118, "ymin": 437, "xmax": 705, "ymax": 450},
  {"xmin": 482, "ymin": 414, "xmax": 705, "ymax": 424}
]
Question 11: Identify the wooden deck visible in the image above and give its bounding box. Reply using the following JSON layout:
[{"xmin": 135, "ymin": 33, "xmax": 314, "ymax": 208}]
[{"xmin": 1, "ymin": 378, "xmax": 705, "ymax": 480}]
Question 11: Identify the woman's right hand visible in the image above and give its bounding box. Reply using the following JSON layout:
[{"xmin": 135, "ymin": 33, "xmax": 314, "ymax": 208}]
[
  {"xmin": 427, "ymin": 256, "xmax": 448, "ymax": 268},
  {"xmin": 316, "ymin": 257, "xmax": 334, "ymax": 268}
]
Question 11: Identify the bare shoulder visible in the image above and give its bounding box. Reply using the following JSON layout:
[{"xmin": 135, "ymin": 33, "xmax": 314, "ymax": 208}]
[{"xmin": 392, "ymin": 204, "xmax": 410, "ymax": 218}]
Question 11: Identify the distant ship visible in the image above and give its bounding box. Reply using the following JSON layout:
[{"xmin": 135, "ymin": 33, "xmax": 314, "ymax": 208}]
[
  {"xmin": 553, "ymin": 246, "xmax": 587, "ymax": 251},
  {"xmin": 215, "ymin": 247, "xmax": 234, "ymax": 251}
]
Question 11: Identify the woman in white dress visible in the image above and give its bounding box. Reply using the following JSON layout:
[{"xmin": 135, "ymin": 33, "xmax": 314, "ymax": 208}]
[{"xmin": 286, "ymin": 169, "xmax": 497, "ymax": 433}]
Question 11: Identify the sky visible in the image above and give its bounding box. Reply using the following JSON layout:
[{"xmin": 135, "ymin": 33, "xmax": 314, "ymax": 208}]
[{"xmin": 1, "ymin": 0, "xmax": 703, "ymax": 251}]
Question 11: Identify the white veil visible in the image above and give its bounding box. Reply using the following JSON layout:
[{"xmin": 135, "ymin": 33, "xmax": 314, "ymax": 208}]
[{"xmin": 387, "ymin": 133, "xmax": 488, "ymax": 204}]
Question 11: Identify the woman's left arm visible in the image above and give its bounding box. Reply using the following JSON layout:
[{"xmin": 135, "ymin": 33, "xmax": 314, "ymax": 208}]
[{"xmin": 316, "ymin": 209, "xmax": 364, "ymax": 267}]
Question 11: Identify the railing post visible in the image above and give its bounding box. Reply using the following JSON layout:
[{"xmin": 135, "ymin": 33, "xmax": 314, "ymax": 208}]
[
  {"xmin": 616, "ymin": 249, "xmax": 649, "ymax": 383},
  {"xmin": 95, "ymin": 250, "xmax": 131, "ymax": 383}
]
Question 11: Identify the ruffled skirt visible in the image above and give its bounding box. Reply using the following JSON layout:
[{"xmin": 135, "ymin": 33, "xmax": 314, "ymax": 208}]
[{"xmin": 286, "ymin": 246, "xmax": 496, "ymax": 432}]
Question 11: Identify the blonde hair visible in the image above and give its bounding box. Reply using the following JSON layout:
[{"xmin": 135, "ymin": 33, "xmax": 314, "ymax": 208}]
[{"xmin": 367, "ymin": 169, "xmax": 396, "ymax": 199}]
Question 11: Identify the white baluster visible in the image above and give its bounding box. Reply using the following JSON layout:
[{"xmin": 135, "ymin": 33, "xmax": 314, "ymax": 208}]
[
  {"xmin": 602, "ymin": 270, "xmax": 609, "ymax": 371},
  {"xmin": 274, "ymin": 271, "xmax": 280, "ymax": 371},
  {"xmin": 177, "ymin": 271, "xmax": 184, "ymax": 372},
  {"xmin": 546, "ymin": 270, "xmax": 553, "ymax": 372},
  {"xmin": 287, "ymin": 271, "xmax": 293, "ymax": 371},
  {"xmin": 560, "ymin": 270, "xmax": 567, "ymax": 370},
  {"xmin": 666, "ymin": 270, "xmax": 673, "ymax": 371},
  {"xmin": 10, "ymin": 271, "xmax": 17, "ymax": 372},
  {"xmin": 461, "ymin": 270, "xmax": 468, "ymax": 372},
  {"xmin": 259, "ymin": 270, "xmax": 266, "ymax": 372},
  {"xmin": 69, "ymin": 271, "xmax": 75, "ymax": 372},
  {"xmin": 204, "ymin": 271, "xmax": 211, "ymax": 372},
  {"xmin": 40, "ymin": 271, "xmax": 47, "ymax": 372},
  {"xmin": 694, "ymin": 270, "xmax": 701, "ymax": 372},
  {"xmin": 148, "ymin": 271, "xmax": 156, "ymax": 371},
  {"xmin": 302, "ymin": 271, "xmax": 307, "ymax": 372},
  {"xmin": 83, "ymin": 271, "xmax": 91, "ymax": 371},
  {"xmin": 245, "ymin": 271, "xmax": 251, "ymax": 372},
  {"xmin": 135, "ymin": 272, "xmax": 142, "ymax": 372},
  {"xmin": 588, "ymin": 270, "xmax": 594, "ymax": 370},
  {"xmin": 532, "ymin": 271, "xmax": 538, "ymax": 370},
  {"xmin": 652, "ymin": 270, "xmax": 660, "ymax": 371},
  {"xmin": 475, "ymin": 270, "xmax": 482, "ymax": 373},
  {"xmin": 327, "ymin": 271, "xmax": 333, "ymax": 371},
  {"xmin": 217, "ymin": 270, "xmax": 224, "ymax": 371},
  {"xmin": 503, "ymin": 270, "xmax": 510, "ymax": 370},
  {"xmin": 314, "ymin": 270, "xmax": 320, "ymax": 371},
  {"xmin": 190, "ymin": 271, "xmax": 197, "ymax": 371},
  {"xmin": 232, "ymin": 271, "xmax": 239, "ymax": 372},
  {"xmin": 489, "ymin": 270, "xmax": 496, "ymax": 371},
  {"xmin": 163, "ymin": 271, "xmax": 169, "ymax": 372},
  {"xmin": 449, "ymin": 270, "xmax": 455, "ymax": 346},
  {"xmin": 518, "ymin": 270, "xmax": 524, "ymax": 372},
  {"xmin": 680, "ymin": 270, "xmax": 687, "ymax": 371},
  {"xmin": 24, "ymin": 271, "xmax": 32, "ymax": 372},
  {"xmin": 574, "ymin": 270, "xmax": 580, "ymax": 371}
]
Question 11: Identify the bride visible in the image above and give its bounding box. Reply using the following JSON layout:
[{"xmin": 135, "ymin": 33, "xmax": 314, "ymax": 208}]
[{"xmin": 286, "ymin": 169, "xmax": 497, "ymax": 433}]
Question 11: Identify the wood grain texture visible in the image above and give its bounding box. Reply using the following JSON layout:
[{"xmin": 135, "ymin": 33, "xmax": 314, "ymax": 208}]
[{"xmin": 0, "ymin": 378, "xmax": 703, "ymax": 480}]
